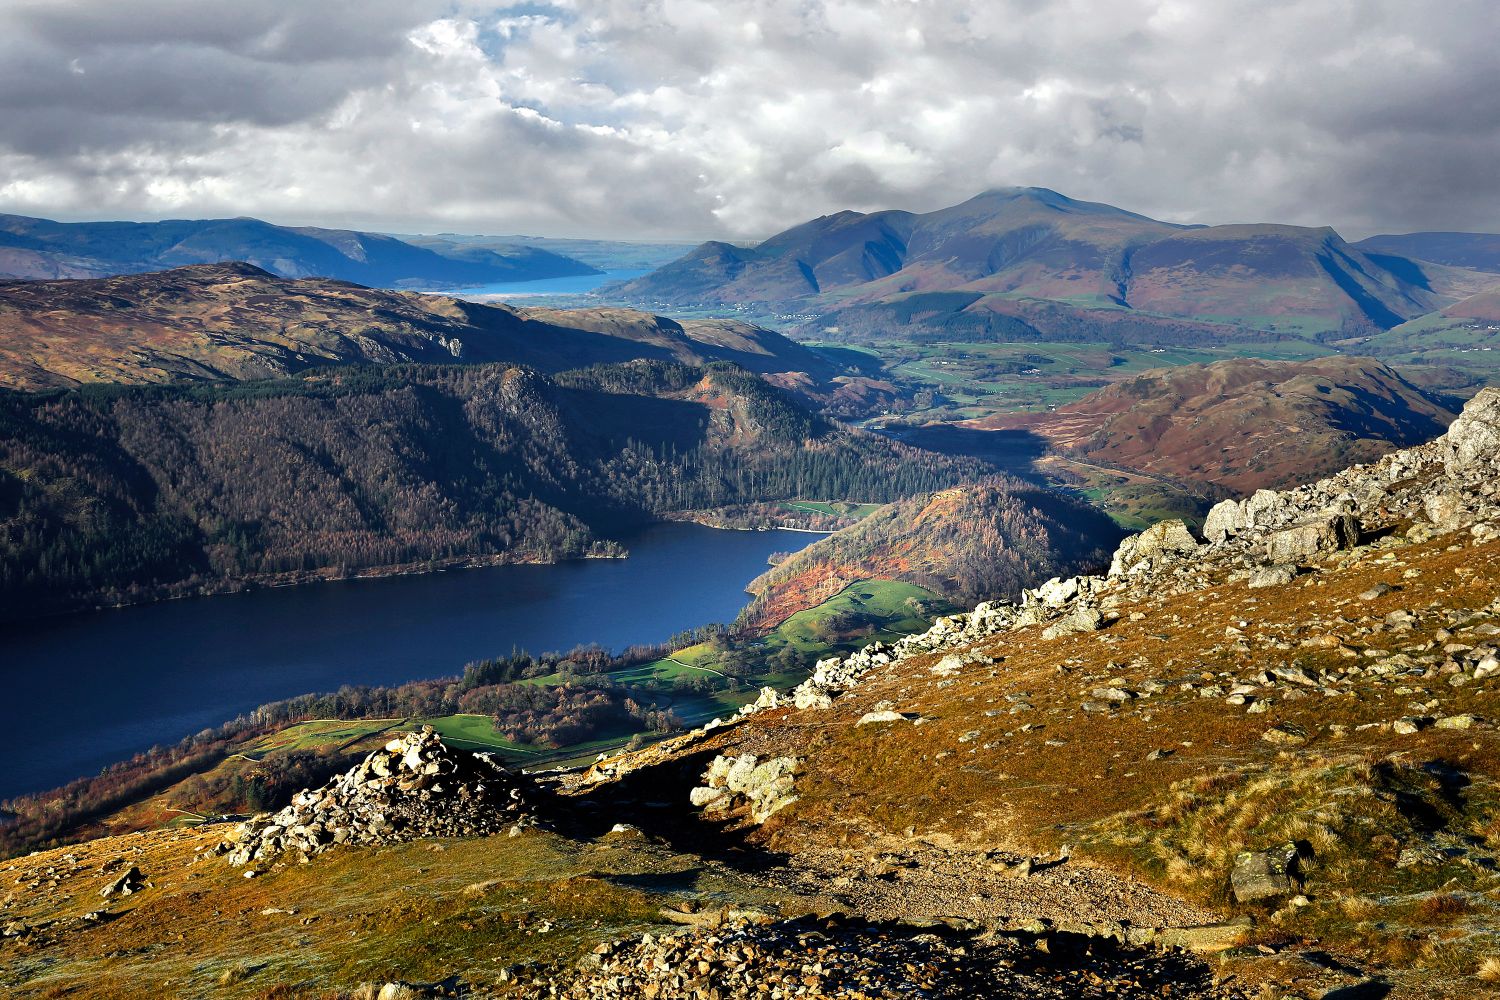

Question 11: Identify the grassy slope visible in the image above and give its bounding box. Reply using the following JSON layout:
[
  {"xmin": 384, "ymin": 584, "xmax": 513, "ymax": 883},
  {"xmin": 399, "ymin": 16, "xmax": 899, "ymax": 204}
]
[{"xmin": 651, "ymin": 530, "xmax": 1500, "ymax": 996}]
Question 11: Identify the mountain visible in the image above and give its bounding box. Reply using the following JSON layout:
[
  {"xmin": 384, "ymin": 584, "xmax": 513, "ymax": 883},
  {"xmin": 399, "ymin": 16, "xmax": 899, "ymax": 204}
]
[
  {"xmin": 979, "ymin": 355, "xmax": 1459, "ymax": 494},
  {"xmin": 738, "ymin": 480, "xmax": 1119, "ymax": 630},
  {"xmin": 0, "ymin": 263, "xmax": 836, "ymax": 391},
  {"xmin": 1356, "ymin": 231, "xmax": 1500, "ymax": 272},
  {"xmin": 8, "ymin": 390, "xmax": 1500, "ymax": 999},
  {"xmin": 613, "ymin": 188, "xmax": 1477, "ymax": 339},
  {"xmin": 614, "ymin": 188, "xmax": 1176, "ymax": 307},
  {"xmin": 0, "ymin": 213, "xmax": 597, "ymax": 287},
  {"xmin": 0, "ymin": 362, "xmax": 985, "ymax": 622}
]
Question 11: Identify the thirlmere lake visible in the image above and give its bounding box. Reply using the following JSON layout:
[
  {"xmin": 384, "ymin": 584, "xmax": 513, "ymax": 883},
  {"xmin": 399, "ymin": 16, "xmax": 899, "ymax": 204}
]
[{"xmin": 1, "ymin": 523, "xmax": 819, "ymax": 800}]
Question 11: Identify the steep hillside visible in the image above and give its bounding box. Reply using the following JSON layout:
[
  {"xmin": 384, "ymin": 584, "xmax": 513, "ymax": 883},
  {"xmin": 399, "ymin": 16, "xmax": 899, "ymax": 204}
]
[
  {"xmin": 1122, "ymin": 225, "xmax": 1447, "ymax": 336},
  {"xmin": 0, "ymin": 264, "xmax": 834, "ymax": 391},
  {"xmin": 614, "ymin": 188, "xmax": 1474, "ymax": 340},
  {"xmin": 979, "ymin": 356, "xmax": 1459, "ymax": 494},
  {"xmin": 1356, "ymin": 231, "xmax": 1500, "ymax": 273},
  {"xmin": 0, "ymin": 213, "xmax": 595, "ymax": 287},
  {"xmin": 579, "ymin": 386, "xmax": 1500, "ymax": 998},
  {"xmin": 740, "ymin": 480, "xmax": 1120, "ymax": 630},
  {"xmin": 8, "ymin": 390, "xmax": 1500, "ymax": 999},
  {"xmin": 0, "ymin": 363, "xmax": 984, "ymax": 621}
]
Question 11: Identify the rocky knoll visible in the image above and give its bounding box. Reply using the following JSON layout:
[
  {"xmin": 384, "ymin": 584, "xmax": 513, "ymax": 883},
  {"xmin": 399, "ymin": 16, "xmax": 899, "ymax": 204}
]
[{"xmin": 224, "ymin": 727, "xmax": 540, "ymax": 866}]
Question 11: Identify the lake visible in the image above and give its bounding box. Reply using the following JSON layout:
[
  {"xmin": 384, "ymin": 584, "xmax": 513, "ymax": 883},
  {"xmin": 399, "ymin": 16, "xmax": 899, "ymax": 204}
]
[
  {"xmin": 0, "ymin": 522, "xmax": 816, "ymax": 801},
  {"xmin": 437, "ymin": 268, "xmax": 649, "ymax": 299}
]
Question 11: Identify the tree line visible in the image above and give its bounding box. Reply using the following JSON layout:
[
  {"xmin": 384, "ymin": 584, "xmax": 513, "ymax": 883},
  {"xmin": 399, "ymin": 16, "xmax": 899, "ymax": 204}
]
[{"xmin": 0, "ymin": 361, "xmax": 988, "ymax": 621}]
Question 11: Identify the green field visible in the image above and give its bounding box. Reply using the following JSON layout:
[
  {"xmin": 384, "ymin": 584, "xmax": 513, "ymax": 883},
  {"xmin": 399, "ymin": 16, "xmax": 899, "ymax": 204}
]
[{"xmin": 781, "ymin": 500, "xmax": 884, "ymax": 519}]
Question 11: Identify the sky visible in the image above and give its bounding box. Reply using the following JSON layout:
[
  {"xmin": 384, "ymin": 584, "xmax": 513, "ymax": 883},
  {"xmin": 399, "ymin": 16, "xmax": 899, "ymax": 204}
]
[{"xmin": 1, "ymin": 0, "xmax": 1497, "ymax": 241}]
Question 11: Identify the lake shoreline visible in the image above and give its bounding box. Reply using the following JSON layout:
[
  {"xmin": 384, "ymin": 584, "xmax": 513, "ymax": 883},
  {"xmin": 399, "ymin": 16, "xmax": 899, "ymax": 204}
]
[{"xmin": 0, "ymin": 523, "xmax": 820, "ymax": 800}]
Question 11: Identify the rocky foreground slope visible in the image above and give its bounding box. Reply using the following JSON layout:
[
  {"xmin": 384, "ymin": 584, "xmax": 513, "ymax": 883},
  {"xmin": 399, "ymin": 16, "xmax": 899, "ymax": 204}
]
[{"xmin": 3, "ymin": 391, "xmax": 1500, "ymax": 998}]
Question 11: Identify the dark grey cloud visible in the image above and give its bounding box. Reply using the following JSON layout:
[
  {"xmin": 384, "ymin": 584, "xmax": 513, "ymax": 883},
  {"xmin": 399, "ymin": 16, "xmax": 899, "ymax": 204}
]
[{"xmin": 0, "ymin": 0, "xmax": 1497, "ymax": 239}]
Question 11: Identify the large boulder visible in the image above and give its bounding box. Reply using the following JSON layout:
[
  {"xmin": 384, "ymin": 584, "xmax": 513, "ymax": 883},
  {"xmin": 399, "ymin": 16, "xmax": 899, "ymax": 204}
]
[
  {"xmin": 1109, "ymin": 519, "xmax": 1201, "ymax": 577},
  {"xmin": 1442, "ymin": 386, "xmax": 1500, "ymax": 473},
  {"xmin": 690, "ymin": 753, "xmax": 799, "ymax": 823},
  {"xmin": 1229, "ymin": 843, "xmax": 1301, "ymax": 903},
  {"xmin": 1264, "ymin": 514, "xmax": 1360, "ymax": 564}
]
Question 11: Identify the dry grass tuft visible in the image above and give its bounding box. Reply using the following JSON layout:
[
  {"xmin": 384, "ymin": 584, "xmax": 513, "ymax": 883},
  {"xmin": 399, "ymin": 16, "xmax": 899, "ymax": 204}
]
[
  {"xmin": 1415, "ymin": 894, "xmax": 1476, "ymax": 921},
  {"xmin": 1478, "ymin": 956, "xmax": 1500, "ymax": 982}
]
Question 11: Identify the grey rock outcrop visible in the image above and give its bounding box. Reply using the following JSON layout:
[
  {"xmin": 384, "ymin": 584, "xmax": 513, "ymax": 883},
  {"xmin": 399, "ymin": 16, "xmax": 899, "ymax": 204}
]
[
  {"xmin": 689, "ymin": 753, "xmax": 799, "ymax": 823},
  {"xmin": 1441, "ymin": 385, "xmax": 1500, "ymax": 472},
  {"xmin": 1263, "ymin": 514, "xmax": 1361, "ymax": 564},
  {"xmin": 1109, "ymin": 520, "xmax": 1200, "ymax": 577}
]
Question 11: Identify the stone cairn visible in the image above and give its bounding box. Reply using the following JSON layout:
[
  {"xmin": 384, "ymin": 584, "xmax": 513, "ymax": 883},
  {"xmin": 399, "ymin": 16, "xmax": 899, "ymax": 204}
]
[{"xmin": 224, "ymin": 726, "xmax": 540, "ymax": 866}]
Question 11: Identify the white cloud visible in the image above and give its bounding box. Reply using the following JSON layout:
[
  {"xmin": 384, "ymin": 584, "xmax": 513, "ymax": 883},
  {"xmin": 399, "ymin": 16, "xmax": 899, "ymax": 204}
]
[{"xmin": 0, "ymin": 0, "xmax": 1496, "ymax": 239}]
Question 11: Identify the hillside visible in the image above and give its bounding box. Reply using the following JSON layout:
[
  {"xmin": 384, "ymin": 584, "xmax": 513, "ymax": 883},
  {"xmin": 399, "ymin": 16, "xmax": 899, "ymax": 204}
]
[
  {"xmin": 739, "ymin": 480, "xmax": 1120, "ymax": 630},
  {"xmin": 613, "ymin": 188, "xmax": 1479, "ymax": 340},
  {"xmin": 0, "ymin": 213, "xmax": 595, "ymax": 287},
  {"xmin": 978, "ymin": 356, "xmax": 1459, "ymax": 494},
  {"xmin": 1356, "ymin": 231, "xmax": 1500, "ymax": 273},
  {"xmin": 0, "ymin": 264, "xmax": 837, "ymax": 391},
  {"xmin": 1120, "ymin": 225, "xmax": 1447, "ymax": 336},
  {"xmin": 0, "ymin": 362, "xmax": 985, "ymax": 621},
  {"xmin": 6, "ymin": 388, "xmax": 1500, "ymax": 998}
]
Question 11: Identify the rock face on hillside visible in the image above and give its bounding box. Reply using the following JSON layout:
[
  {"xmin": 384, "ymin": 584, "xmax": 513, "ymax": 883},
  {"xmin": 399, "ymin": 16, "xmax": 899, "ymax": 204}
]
[
  {"xmin": 223, "ymin": 728, "xmax": 540, "ymax": 866},
  {"xmin": 723, "ymin": 386, "xmax": 1500, "ymax": 723}
]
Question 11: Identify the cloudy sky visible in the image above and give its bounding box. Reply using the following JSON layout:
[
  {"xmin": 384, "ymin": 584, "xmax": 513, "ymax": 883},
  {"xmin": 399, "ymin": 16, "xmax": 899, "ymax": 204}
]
[{"xmin": 1, "ymin": 0, "xmax": 1496, "ymax": 240}]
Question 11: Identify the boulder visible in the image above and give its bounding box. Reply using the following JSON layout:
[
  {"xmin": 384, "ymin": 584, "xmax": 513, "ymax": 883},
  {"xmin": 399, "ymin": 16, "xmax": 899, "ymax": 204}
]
[
  {"xmin": 857, "ymin": 710, "xmax": 913, "ymax": 725},
  {"xmin": 1442, "ymin": 385, "xmax": 1500, "ymax": 473},
  {"xmin": 1264, "ymin": 514, "xmax": 1360, "ymax": 563},
  {"xmin": 1031, "ymin": 577, "xmax": 1079, "ymax": 608},
  {"xmin": 1042, "ymin": 607, "xmax": 1105, "ymax": 640},
  {"xmin": 1109, "ymin": 520, "xmax": 1200, "ymax": 577},
  {"xmin": 1248, "ymin": 564, "xmax": 1298, "ymax": 589},
  {"xmin": 1424, "ymin": 491, "xmax": 1469, "ymax": 532},
  {"xmin": 692, "ymin": 753, "xmax": 799, "ymax": 823},
  {"xmin": 1229, "ymin": 843, "xmax": 1300, "ymax": 903}
]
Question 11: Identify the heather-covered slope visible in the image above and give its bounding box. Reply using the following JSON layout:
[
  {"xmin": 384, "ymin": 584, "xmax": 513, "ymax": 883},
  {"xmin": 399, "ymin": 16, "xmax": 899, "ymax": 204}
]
[
  {"xmin": 980, "ymin": 356, "xmax": 1459, "ymax": 494},
  {"xmin": 0, "ymin": 263, "xmax": 834, "ymax": 391}
]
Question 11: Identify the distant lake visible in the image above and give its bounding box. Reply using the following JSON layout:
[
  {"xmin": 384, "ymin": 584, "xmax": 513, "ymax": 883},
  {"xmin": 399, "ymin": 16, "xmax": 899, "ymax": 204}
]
[
  {"xmin": 437, "ymin": 268, "xmax": 649, "ymax": 300},
  {"xmin": 0, "ymin": 522, "xmax": 815, "ymax": 801}
]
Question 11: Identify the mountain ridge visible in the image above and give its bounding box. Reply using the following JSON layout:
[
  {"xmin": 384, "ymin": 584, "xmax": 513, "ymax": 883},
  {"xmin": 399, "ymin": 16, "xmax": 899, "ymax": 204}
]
[
  {"xmin": 0, "ymin": 263, "xmax": 835, "ymax": 391},
  {"xmin": 0, "ymin": 212, "xmax": 597, "ymax": 287},
  {"xmin": 613, "ymin": 188, "xmax": 1490, "ymax": 340}
]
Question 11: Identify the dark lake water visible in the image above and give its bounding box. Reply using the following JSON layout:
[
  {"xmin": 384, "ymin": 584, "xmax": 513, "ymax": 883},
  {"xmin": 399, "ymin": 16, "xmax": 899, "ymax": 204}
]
[
  {"xmin": 439, "ymin": 268, "xmax": 648, "ymax": 299},
  {"xmin": 1, "ymin": 523, "xmax": 816, "ymax": 801}
]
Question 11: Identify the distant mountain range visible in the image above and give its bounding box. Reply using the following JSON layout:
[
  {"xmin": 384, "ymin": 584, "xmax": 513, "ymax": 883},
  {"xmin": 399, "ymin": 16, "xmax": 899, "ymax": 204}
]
[
  {"xmin": 0, "ymin": 263, "xmax": 834, "ymax": 391},
  {"xmin": 611, "ymin": 188, "xmax": 1499, "ymax": 341},
  {"xmin": 0, "ymin": 213, "xmax": 597, "ymax": 288},
  {"xmin": 1353, "ymin": 232, "xmax": 1500, "ymax": 274}
]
